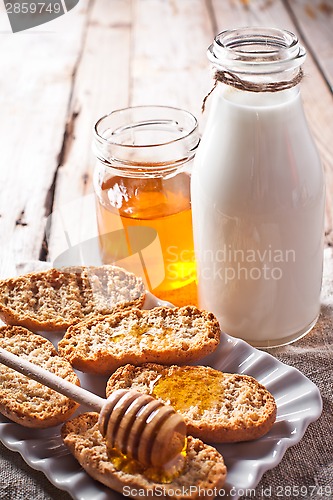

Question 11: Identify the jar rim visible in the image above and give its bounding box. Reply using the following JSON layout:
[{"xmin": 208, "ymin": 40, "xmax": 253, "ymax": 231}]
[
  {"xmin": 94, "ymin": 105, "xmax": 198, "ymax": 149},
  {"xmin": 208, "ymin": 27, "xmax": 306, "ymax": 75},
  {"xmin": 93, "ymin": 105, "xmax": 200, "ymax": 172}
]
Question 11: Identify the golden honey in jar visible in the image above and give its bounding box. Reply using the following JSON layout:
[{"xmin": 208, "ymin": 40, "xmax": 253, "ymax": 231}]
[{"xmin": 93, "ymin": 106, "xmax": 199, "ymax": 306}]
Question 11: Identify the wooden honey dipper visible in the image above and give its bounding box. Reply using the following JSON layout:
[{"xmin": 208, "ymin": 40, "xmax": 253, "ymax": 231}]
[{"xmin": 0, "ymin": 347, "xmax": 186, "ymax": 468}]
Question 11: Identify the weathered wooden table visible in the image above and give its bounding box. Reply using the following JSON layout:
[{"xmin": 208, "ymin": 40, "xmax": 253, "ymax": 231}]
[{"xmin": 0, "ymin": 1, "xmax": 332, "ymax": 499}]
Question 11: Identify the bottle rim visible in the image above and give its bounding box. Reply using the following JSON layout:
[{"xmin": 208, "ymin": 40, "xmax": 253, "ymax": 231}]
[{"xmin": 208, "ymin": 27, "xmax": 306, "ymax": 75}]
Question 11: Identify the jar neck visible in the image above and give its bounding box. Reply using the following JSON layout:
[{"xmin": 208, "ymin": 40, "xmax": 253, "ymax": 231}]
[
  {"xmin": 94, "ymin": 157, "xmax": 194, "ymax": 179},
  {"xmin": 93, "ymin": 106, "xmax": 199, "ymax": 177}
]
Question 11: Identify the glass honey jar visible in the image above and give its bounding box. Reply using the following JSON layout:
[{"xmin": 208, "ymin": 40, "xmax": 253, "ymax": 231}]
[{"xmin": 93, "ymin": 106, "xmax": 200, "ymax": 306}]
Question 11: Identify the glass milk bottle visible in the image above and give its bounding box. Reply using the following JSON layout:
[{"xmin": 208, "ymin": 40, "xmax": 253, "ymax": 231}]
[{"xmin": 191, "ymin": 28, "xmax": 325, "ymax": 347}]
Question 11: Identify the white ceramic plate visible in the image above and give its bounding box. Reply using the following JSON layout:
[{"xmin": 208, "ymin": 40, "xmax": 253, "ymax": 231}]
[{"xmin": 0, "ymin": 294, "xmax": 322, "ymax": 500}]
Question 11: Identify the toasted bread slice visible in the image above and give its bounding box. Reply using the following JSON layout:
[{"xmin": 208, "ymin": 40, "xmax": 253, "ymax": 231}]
[
  {"xmin": 58, "ymin": 306, "xmax": 220, "ymax": 375},
  {"xmin": 61, "ymin": 412, "xmax": 227, "ymax": 499},
  {"xmin": 106, "ymin": 364, "xmax": 277, "ymax": 442},
  {"xmin": 0, "ymin": 325, "xmax": 80, "ymax": 428},
  {"xmin": 0, "ymin": 265, "xmax": 145, "ymax": 331}
]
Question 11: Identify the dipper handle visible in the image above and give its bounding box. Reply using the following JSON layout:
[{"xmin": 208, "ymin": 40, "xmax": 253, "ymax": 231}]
[
  {"xmin": 0, "ymin": 346, "xmax": 186, "ymax": 468},
  {"xmin": 0, "ymin": 346, "xmax": 104, "ymax": 411}
]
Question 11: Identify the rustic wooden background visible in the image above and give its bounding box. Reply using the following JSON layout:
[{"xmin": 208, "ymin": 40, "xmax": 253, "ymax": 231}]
[{"xmin": 0, "ymin": 0, "xmax": 332, "ymax": 273}]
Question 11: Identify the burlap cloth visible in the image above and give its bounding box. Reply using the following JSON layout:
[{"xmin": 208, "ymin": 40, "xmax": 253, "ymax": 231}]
[{"xmin": 0, "ymin": 248, "xmax": 332, "ymax": 500}]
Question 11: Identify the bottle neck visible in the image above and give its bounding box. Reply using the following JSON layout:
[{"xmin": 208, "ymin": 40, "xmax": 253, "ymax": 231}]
[
  {"xmin": 216, "ymin": 82, "xmax": 301, "ymax": 108},
  {"xmin": 208, "ymin": 28, "xmax": 306, "ymax": 79},
  {"xmin": 206, "ymin": 28, "xmax": 306, "ymax": 111}
]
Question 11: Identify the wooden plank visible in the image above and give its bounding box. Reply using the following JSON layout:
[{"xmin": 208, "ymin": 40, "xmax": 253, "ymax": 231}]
[
  {"xmin": 284, "ymin": 0, "xmax": 333, "ymax": 92},
  {"xmin": 0, "ymin": 0, "xmax": 90, "ymax": 273},
  {"xmin": 284, "ymin": 0, "xmax": 333, "ymax": 244},
  {"xmin": 47, "ymin": 0, "xmax": 132, "ymax": 261},
  {"xmin": 47, "ymin": 0, "xmax": 215, "ymax": 261},
  {"xmin": 130, "ymin": 0, "xmax": 214, "ymax": 120},
  {"xmin": 210, "ymin": 0, "xmax": 333, "ymax": 243}
]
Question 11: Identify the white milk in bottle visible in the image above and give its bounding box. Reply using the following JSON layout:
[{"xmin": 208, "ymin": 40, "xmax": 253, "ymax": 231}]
[{"xmin": 191, "ymin": 28, "xmax": 325, "ymax": 347}]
